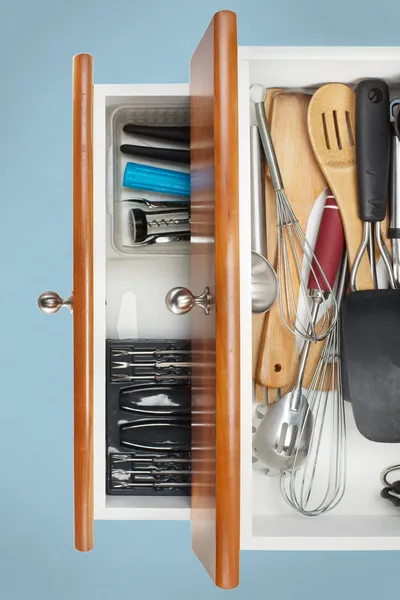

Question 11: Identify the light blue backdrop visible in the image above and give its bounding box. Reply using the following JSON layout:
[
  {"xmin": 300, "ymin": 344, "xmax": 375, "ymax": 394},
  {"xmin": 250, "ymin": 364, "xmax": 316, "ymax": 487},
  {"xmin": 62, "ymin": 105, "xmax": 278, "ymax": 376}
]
[{"xmin": 1, "ymin": 0, "xmax": 399, "ymax": 598}]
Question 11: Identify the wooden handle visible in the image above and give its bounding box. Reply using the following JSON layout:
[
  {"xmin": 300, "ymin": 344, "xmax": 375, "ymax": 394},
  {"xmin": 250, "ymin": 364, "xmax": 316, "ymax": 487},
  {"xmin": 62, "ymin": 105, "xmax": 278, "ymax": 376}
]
[
  {"xmin": 307, "ymin": 83, "xmax": 373, "ymax": 291},
  {"xmin": 73, "ymin": 53, "xmax": 94, "ymax": 553},
  {"xmin": 257, "ymin": 92, "xmax": 326, "ymax": 388}
]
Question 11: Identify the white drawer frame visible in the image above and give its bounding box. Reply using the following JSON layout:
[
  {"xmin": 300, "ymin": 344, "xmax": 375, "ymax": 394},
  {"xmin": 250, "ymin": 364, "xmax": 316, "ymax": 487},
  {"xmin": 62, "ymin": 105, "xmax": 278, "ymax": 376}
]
[{"xmin": 92, "ymin": 49, "xmax": 400, "ymax": 553}]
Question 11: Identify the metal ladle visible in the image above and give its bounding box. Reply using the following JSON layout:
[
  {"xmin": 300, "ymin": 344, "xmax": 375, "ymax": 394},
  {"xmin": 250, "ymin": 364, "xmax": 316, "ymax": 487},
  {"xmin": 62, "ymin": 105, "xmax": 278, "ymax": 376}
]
[{"xmin": 250, "ymin": 126, "xmax": 278, "ymax": 314}]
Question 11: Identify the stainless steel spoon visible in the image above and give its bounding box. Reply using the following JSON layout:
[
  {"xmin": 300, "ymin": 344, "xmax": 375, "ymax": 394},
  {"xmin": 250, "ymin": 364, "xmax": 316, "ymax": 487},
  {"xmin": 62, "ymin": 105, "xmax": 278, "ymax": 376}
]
[{"xmin": 250, "ymin": 125, "xmax": 278, "ymax": 314}]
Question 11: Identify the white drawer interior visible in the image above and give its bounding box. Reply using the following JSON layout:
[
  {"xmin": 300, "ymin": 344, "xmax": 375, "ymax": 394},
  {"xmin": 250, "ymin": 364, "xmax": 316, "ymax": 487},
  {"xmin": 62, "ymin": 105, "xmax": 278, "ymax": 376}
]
[
  {"xmin": 239, "ymin": 48, "xmax": 400, "ymax": 550},
  {"xmin": 93, "ymin": 84, "xmax": 191, "ymax": 520}
]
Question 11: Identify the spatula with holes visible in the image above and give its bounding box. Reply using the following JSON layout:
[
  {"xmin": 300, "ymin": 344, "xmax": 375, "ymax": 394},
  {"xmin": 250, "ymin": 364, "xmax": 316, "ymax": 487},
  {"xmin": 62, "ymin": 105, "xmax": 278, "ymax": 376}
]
[{"xmin": 308, "ymin": 83, "xmax": 374, "ymax": 291}]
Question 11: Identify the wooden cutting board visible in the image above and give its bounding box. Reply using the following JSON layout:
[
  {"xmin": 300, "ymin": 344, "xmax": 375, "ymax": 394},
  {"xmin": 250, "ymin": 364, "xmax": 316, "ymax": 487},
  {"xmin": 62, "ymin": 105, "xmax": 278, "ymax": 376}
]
[{"xmin": 257, "ymin": 92, "xmax": 327, "ymax": 390}]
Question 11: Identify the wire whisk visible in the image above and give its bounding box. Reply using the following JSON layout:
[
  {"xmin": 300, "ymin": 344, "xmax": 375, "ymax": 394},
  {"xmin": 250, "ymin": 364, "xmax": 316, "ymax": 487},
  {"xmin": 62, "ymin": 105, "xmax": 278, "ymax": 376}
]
[
  {"xmin": 280, "ymin": 255, "xmax": 348, "ymax": 516},
  {"xmin": 250, "ymin": 84, "xmax": 338, "ymax": 342}
]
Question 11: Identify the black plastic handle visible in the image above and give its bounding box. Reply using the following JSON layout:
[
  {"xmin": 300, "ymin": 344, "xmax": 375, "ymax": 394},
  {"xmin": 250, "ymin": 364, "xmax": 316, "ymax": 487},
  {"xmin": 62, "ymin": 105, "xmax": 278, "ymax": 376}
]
[
  {"xmin": 120, "ymin": 144, "xmax": 190, "ymax": 165},
  {"xmin": 356, "ymin": 79, "xmax": 390, "ymax": 222},
  {"xmin": 123, "ymin": 124, "xmax": 190, "ymax": 144}
]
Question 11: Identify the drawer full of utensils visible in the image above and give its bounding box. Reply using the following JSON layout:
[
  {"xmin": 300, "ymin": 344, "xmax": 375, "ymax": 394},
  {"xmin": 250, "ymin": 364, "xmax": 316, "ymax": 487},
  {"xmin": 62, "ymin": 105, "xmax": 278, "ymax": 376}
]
[{"xmin": 106, "ymin": 339, "xmax": 192, "ymax": 496}]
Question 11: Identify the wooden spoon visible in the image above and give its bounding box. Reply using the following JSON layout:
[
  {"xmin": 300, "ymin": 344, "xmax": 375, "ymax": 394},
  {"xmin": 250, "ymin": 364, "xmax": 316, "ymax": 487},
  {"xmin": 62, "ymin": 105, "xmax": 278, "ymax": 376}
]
[
  {"xmin": 257, "ymin": 92, "xmax": 327, "ymax": 390},
  {"xmin": 307, "ymin": 83, "xmax": 373, "ymax": 290}
]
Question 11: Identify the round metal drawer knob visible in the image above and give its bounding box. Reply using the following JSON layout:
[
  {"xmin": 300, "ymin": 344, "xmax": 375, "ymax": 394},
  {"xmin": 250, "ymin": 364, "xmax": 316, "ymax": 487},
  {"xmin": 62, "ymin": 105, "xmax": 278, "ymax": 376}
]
[
  {"xmin": 165, "ymin": 286, "xmax": 213, "ymax": 315},
  {"xmin": 37, "ymin": 291, "xmax": 73, "ymax": 314}
]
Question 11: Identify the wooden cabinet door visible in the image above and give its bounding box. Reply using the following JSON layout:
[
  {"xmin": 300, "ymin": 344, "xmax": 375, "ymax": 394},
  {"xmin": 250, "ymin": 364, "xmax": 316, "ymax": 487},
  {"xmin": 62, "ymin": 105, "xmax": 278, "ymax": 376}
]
[
  {"xmin": 190, "ymin": 10, "xmax": 241, "ymax": 590},
  {"xmin": 72, "ymin": 53, "xmax": 94, "ymax": 553},
  {"xmin": 38, "ymin": 53, "xmax": 94, "ymax": 551}
]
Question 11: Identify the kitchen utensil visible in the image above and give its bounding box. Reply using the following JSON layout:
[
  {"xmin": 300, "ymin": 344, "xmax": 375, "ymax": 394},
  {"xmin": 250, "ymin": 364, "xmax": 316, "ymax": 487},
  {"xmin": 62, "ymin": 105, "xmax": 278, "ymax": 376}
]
[
  {"xmin": 341, "ymin": 288, "xmax": 400, "ymax": 442},
  {"xmin": 123, "ymin": 124, "xmax": 190, "ymax": 144},
  {"xmin": 252, "ymin": 91, "xmax": 281, "ymax": 400},
  {"xmin": 113, "ymin": 361, "xmax": 192, "ymax": 369},
  {"xmin": 128, "ymin": 206, "xmax": 190, "ymax": 245},
  {"xmin": 253, "ymin": 193, "xmax": 345, "ymax": 471},
  {"xmin": 120, "ymin": 144, "xmax": 190, "ymax": 164},
  {"xmin": 389, "ymin": 98, "xmax": 400, "ymax": 287},
  {"xmin": 257, "ymin": 90, "xmax": 317, "ymax": 399},
  {"xmin": 113, "ymin": 348, "xmax": 190, "ymax": 357},
  {"xmin": 123, "ymin": 162, "xmax": 190, "ymax": 197},
  {"xmin": 113, "ymin": 481, "xmax": 192, "ymax": 489},
  {"xmin": 111, "ymin": 454, "xmax": 192, "ymax": 464},
  {"xmin": 340, "ymin": 80, "xmax": 400, "ymax": 442},
  {"xmin": 259, "ymin": 93, "xmax": 329, "ymax": 396},
  {"xmin": 125, "ymin": 233, "xmax": 190, "ymax": 246},
  {"xmin": 250, "ymin": 125, "xmax": 278, "ymax": 315},
  {"xmin": 350, "ymin": 79, "xmax": 394, "ymax": 291},
  {"xmin": 120, "ymin": 420, "xmax": 191, "ymax": 452},
  {"xmin": 250, "ymin": 84, "xmax": 337, "ymax": 343},
  {"xmin": 308, "ymin": 83, "xmax": 374, "ymax": 291},
  {"xmin": 113, "ymin": 374, "xmax": 191, "ymax": 382},
  {"xmin": 280, "ymin": 254, "xmax": 348, "ymax": 516},
  {"xmin": 116, "ymin": 469, "xmax": 192, "ymax": 476},
  {"xmin": 120, "ymin": 385, "xmax": 191, "ymax": 415}
]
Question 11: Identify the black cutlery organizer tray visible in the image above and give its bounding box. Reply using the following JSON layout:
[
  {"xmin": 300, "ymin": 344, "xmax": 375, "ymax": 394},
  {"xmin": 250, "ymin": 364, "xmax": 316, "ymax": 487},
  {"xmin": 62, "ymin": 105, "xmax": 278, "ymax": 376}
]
[{"xmin": 106, "ymin": 338, "xmax": 192, "ymax": 496}]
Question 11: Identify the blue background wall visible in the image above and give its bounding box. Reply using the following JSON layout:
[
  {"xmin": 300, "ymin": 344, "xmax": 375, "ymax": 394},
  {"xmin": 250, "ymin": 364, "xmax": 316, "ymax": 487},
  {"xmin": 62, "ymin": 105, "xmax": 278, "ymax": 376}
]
[{"xmin": 1, "ymin": 0, "xmax": 399, "ymax": 598}]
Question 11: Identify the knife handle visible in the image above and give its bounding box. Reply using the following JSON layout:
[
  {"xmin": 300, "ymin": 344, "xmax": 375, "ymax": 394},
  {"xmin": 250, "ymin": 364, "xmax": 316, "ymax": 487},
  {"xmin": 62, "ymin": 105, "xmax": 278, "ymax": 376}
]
[
  {"xmin": 123, "ymin": 124, "xmax": 190, "ymax": 144},
  {"xmin": 120, "ymin": 145, "xmax": 190, "ymax": 165}
]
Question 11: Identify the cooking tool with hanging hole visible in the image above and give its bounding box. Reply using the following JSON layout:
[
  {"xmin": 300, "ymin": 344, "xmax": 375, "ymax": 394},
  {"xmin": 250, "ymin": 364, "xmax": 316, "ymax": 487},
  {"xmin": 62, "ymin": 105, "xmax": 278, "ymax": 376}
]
[
  {"xmin": 341, "ymin": 79, "xmax": 400, "ymax": 442},
  {"xmin": 350, "ymin": 80, "xmax": 395, "ymax": 291},
  {"xmin": 251, "ymin": 84, "xmax": 337, "ymax": 343},
  {"xmin": 252, "ymin": 89, "xmax": 282, "ymax": 403},
  {"xmin": 253, "ymin": 192, "xmax": 345, "ymax": 471},
  {"xmin": 280, "ymin": 253, "xmax": 348, "ymax": 516},
  {"xmin": 250, "ymin": 125, "xmax": 278, "ymax": 315},
  {"xmin": 256, "ymin": 92, "xmax": 327, "ymax": 397},
  {"xmin": 308, "ymin": 83, "xmax": 374, "ymax": 291}
]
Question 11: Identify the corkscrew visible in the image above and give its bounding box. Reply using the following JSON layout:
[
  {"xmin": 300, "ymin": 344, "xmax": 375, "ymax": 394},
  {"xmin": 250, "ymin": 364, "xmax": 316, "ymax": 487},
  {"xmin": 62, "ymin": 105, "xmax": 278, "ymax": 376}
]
[{"xmin": 127, "ymin": 201, "xmax": 191, "ymax": 245}]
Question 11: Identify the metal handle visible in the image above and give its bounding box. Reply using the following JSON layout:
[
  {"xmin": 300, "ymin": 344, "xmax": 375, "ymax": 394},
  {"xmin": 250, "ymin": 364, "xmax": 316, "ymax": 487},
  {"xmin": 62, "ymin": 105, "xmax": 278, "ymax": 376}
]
[
  {"xmin": 165, "ymin": 286, "xmax": 213, "ymax": 315},
  {"xmin": 250, "ymin": 126, "xmax": 266, "ymax": 256},
  {"xmin": 37, "ymin": 291, "xmax": 73, "ymax": 314},
  {"xmin": 249, "ymin": 85, "xmax": 283, "ymax": 191}
]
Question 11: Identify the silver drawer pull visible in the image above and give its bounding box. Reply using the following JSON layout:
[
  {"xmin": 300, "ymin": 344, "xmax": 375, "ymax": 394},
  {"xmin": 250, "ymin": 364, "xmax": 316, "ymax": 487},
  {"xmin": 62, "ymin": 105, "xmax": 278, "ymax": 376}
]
[
  {"xmin": 165, "ymin": 286, "xmax": 213, "ymax": 315},
  {"xmin": 37, "ymin": 291, "xmax": 73, "ymax": 314}
]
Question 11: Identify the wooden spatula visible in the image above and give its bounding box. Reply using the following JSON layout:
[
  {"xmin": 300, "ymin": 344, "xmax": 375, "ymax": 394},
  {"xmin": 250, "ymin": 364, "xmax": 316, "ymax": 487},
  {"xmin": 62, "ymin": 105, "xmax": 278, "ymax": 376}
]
[
  {"xmin": 257, "ymin": 92, "xmax": 327, "ymax": 390},
  {"xmin": 307, "ymin": 83, "xmax": 373, "ymax": 290}
]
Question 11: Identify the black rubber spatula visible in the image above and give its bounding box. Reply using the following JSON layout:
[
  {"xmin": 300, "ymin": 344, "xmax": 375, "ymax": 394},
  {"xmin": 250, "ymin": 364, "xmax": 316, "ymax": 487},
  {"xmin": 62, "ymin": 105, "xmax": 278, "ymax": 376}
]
[{"xmin": 341, "ymin": 78, "xmax": 400, "ymax": 442}]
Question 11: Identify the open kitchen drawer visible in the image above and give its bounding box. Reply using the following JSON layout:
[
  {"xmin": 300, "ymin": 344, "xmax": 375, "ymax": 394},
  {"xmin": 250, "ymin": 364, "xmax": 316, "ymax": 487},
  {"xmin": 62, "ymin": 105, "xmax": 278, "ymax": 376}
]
[{"xmin": 37, "ymin": 8, "xmax": 400, "ymax": 592}]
